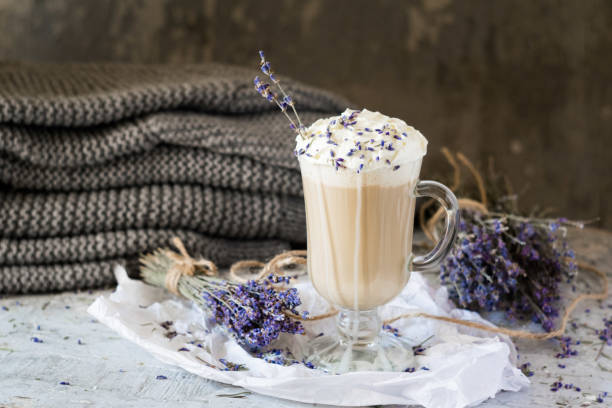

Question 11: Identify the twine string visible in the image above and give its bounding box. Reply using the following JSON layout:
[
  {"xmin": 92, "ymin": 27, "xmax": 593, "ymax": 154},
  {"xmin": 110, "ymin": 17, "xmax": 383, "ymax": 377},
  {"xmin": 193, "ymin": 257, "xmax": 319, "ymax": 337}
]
[
  {"xmin": 456, "ymin": 152, "xmax": 487, "ymax": 208},
  {"xmin": 164, "ymin": 237, "xmax": 218, "ymax": 294},
  {"xmin": 426, "ymin": 198, "xmax": 489, "ymax": 241}
]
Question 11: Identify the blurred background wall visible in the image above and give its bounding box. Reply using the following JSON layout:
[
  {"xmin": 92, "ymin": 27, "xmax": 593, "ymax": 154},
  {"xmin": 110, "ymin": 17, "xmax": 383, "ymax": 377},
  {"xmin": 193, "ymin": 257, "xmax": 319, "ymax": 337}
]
[{"xmin": 0, "ymin": 0, "xmax": 610, "ymax": 228}]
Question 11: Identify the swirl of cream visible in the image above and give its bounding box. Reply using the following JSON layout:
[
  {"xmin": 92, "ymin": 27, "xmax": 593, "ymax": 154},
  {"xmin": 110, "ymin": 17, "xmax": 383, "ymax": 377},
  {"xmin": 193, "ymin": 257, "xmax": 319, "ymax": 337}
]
[{"xmin": 295, "ymin": 108, "xmax": 428, "ymax": 173}]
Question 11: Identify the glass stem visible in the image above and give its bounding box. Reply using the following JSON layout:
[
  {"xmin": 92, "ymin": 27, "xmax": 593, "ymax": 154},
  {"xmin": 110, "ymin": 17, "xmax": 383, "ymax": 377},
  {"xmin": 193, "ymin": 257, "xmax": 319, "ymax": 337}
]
[{"xmin": 336, "ymin": 307, "xmax": 381, "ymax": 347}]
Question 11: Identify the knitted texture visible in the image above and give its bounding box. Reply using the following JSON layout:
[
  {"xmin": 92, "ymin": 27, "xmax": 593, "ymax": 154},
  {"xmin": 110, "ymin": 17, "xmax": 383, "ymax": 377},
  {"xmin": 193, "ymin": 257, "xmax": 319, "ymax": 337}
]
[
  {"xmin": 0, "ymin": 185, "xmax": 306, "ymax": 240},
  {"xmin": 0, "ymin": 62, "xmax": 348, "ymax": 293},
  {"xmin": 0, "ymin": 146, "xmax": 303, "ymax": 195}
]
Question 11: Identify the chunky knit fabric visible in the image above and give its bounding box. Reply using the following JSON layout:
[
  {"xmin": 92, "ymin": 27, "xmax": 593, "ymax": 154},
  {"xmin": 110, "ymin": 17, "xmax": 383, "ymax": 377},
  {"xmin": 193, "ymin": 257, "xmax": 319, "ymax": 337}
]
[{"xmin": 0, "ymin": 62, "xmax": 348, "ymax": 293}]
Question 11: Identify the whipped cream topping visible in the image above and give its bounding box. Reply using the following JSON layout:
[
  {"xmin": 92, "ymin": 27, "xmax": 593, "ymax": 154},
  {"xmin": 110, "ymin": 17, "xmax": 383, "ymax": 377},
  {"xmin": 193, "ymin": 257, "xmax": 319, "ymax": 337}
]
[{"xmin": 295, "ymin": 109, "xmax": 428, "ymax": 173}]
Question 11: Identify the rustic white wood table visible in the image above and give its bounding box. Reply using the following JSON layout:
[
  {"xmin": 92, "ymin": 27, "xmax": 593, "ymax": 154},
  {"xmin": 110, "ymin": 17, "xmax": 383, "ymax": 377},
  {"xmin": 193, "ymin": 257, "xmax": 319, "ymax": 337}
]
[{"xmin": 1, "ymin": 229, "xmax": 611, "ymax": 408}]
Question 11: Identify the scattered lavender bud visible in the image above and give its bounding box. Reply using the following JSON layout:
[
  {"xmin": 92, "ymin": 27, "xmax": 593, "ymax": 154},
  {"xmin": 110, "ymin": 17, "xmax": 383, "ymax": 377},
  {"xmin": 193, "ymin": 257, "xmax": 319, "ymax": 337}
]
[
  {"xmin": 519, "ymin": 362, "xmax": 534, "ymax": 377},
  {"xmin": 596, "ymin": 391, "xmax": 608, "ymax": 403},
  {"xmin": 596, "ymin": 317, "xmax": 612, "ymax": 345},
  {"xmin": 383, "ymin": 324, "xmax": 400, "ymax": 337},
  {"xmin": 219, "ymin": 358, "xmax": 246, "ymax": 371},
  {"xmin": 303, "ymin": 361, "xmax": 315, "ymax": 369}
]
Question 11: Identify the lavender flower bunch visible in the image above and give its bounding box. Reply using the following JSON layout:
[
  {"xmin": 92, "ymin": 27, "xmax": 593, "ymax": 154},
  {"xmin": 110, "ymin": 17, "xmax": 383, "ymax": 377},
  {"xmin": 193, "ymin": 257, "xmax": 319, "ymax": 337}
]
[
  {"xmin": 440, "ymin": 212, "xmax": 579, "ymax": 331},
  {"xmin": 254, "ymin": 51, "xmax": 306, "ymax": 140},
  {"xmin": 435, "ymin": 157, "xmax": 585, "ymax": 332},
  {"xmin": 198, "ymin": 275, "xmax": 305, "ymax": 350},
  {"xmin": 141, "ymin": 250, "xmax": 304, "ymax": 351}
]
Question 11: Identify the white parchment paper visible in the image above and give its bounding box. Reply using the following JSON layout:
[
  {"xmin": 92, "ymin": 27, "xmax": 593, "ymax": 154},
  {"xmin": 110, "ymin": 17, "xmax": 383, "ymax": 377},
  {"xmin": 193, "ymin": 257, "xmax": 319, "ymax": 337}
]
[{"xmin": 88, "ymin": 267, "xmax": 528, "ymax": 407}]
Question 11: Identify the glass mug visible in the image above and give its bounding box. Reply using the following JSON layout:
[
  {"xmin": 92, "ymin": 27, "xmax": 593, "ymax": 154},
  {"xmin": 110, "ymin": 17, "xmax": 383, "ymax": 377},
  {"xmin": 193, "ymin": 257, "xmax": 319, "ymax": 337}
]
[{"xmin": 299, "ymin": 157, "xmax": 459, "ymax": 373}]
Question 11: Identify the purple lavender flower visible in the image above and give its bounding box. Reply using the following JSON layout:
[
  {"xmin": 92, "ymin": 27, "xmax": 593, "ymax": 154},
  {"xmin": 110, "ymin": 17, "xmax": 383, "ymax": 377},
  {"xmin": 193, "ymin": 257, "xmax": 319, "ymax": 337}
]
[
  {"xmin": 383, "ymin": 324, "xmax": 400, "ymax": 337},
  {"xmin": 596, "ymin": 317, "xmax": 612, "ymax": 346},
  {"xmin": 219, "ymin": 358, "xmax": 247, "ymax": 371},
  {"xmin": 440, "ymin": 213, "xmax": 577, "ymax": 332},
  {"xmin": 597, "ymin": 392, "xmax": 608, "ymax": 403},
  {"xmin": 302, "ymin": 360, "xmax": 315, "ymax": 369},
  {"xmin": 200, "ymin": 274, "xmax": 304, "ymax": 351},
  {"xmin": 520, "ymin": 362, "xmax": 534, "ymax": 377},
  {"xmin": 254, "ymin": 51, "xmax": 305, "ymax": 137}
]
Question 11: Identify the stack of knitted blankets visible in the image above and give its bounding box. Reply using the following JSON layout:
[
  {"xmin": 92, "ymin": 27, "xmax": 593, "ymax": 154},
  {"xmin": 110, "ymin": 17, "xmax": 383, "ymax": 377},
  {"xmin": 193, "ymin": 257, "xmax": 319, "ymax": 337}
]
[{"xmin": 0, "ymin": 62, "xmax": 347, "ymax": 293}]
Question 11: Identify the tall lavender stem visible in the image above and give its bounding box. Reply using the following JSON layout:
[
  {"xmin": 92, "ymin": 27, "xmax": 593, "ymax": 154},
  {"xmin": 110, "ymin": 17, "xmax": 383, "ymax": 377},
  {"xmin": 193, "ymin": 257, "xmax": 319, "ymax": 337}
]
[{"xmin": 254, "ymin": 50, "xmax": 306, "ymax": 140}]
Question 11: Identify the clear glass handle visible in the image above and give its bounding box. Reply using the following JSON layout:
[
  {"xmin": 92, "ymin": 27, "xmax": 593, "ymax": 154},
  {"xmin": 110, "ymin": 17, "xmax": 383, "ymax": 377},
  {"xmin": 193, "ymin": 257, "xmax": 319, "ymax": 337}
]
[{"xmin": 412, "ymin": 180, "xmax": 460, "ymax": 272}]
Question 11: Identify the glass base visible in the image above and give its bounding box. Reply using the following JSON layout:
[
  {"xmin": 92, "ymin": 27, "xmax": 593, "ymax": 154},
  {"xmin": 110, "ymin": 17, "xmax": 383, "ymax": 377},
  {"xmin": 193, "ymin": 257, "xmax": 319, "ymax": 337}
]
[{"xmin": 305, "ymin": 308, "xmax": 413, "ymax": 373}]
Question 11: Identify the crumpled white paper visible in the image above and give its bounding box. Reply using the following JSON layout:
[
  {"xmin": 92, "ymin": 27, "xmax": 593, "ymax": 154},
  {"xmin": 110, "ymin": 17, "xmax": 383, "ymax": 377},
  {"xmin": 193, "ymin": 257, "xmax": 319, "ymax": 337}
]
[{"xmin": 88, "ymin": 267, "xmax": 528, "ymax": 408}]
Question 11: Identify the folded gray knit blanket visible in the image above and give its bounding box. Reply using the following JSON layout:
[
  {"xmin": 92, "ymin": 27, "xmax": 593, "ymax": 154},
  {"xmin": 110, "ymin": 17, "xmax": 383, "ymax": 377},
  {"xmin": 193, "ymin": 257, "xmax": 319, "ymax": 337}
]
[{"xmin": 0, "ymin": 62, "xmax": 347, "ymax": 293}]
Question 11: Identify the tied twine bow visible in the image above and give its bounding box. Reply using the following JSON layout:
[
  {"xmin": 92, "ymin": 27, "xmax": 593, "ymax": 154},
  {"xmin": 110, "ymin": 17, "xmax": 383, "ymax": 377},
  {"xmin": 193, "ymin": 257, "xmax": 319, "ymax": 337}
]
[
  {"xmin": 163, "ymin": 237, "xmax": 218, "ymax": 295},
  {"xmin": 158, "ymin": 150, "xmax": 608, "ymax": 339}
]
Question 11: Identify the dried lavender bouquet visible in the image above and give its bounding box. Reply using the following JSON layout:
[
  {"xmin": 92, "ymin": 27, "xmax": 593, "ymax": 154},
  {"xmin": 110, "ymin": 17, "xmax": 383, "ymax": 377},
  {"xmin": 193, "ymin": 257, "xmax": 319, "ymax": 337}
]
[
  {"xmin": 140, "ymin": 245, "xmax": 305, "ymax": 352},
  {"xmin": 427, "ymin": 152, "xmax": 586, "ymax": 331}
]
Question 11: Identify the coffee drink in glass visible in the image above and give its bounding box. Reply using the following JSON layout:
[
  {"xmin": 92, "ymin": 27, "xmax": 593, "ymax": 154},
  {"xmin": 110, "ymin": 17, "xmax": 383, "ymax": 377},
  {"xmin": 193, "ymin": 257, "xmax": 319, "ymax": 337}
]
[{"xmin": 296, "ymin": 109, "xmax": 459, "ymax": 372}]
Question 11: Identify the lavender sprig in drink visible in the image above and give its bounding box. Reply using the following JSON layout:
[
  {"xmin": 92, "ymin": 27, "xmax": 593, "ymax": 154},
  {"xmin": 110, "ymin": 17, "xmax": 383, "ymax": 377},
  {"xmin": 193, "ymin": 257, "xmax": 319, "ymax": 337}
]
[{"xmin": 254, "ymin": 51, "xmax": 305, "ymax": 139}]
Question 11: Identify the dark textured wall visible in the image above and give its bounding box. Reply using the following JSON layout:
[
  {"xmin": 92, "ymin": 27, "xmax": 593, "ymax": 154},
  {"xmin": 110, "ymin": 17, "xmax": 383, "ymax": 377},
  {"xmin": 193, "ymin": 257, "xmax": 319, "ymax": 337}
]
[{"xmin": 1, "ymin": 0, "xmax": 611, "ymax": 227}]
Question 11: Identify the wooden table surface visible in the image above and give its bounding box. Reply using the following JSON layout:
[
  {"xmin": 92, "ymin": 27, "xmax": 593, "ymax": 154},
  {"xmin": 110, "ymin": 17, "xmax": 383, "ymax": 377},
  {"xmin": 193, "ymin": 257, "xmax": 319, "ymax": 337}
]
[{"xmin": 1, "ymin": 229, "xmax": 611, "ymax": 408}]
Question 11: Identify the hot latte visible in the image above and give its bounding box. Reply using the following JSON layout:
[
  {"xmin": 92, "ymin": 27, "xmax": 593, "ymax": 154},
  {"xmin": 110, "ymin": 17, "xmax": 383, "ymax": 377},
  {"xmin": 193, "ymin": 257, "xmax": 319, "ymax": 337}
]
[{"xmin": 296, "ymin": 109, "xmax": 428, "ymax": 311}]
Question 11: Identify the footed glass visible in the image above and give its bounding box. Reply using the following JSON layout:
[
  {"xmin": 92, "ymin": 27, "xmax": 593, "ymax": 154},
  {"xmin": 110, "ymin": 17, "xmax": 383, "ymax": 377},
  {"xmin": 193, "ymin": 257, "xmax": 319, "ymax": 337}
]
[{"xmin": 299, "ymin": 158, "xmax": 459, "ymax": 373}]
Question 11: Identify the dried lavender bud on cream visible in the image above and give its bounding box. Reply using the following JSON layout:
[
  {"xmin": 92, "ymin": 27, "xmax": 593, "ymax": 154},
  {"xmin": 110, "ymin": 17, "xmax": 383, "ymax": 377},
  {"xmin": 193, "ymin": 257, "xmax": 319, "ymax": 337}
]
[{"xmin": 295, "ymin": 108, "xmax": 428, "ymax": 172}]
